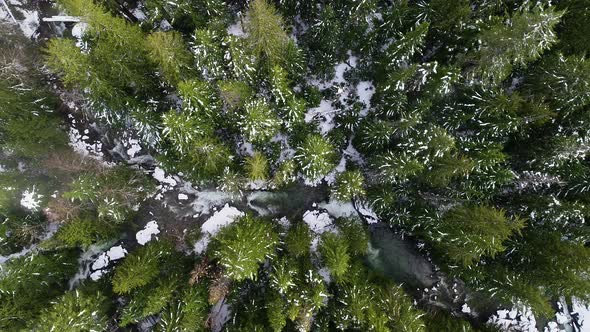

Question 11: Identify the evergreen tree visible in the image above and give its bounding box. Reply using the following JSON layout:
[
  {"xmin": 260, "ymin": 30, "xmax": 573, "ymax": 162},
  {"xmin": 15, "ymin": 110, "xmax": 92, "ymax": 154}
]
[
  {"xmin": 295, "ymin": 134, "xmax": 338, "ymax": 183},
  {"xmin": 319, "ymin": 232, "xmax": 350, "ymax": 279},
  {"xmin": 0, "ymin": 250, "xmax": 78, "ymax": 329},
  {"xmin": 470, "ymin": 5, "xmax": 563, "ymax": 84},
  {"xmin": 332, "ymin": 170, "xmax": 366, "ymax": 201},
  {"xmin": 526, "ymin": 53, "xmax": 590, "ymax": 114},
  {"xmin": 31, "ymin": 290, "xmax": 110, "ymax": 332},
  {"xmin": 245, "ymin": 0, "xmax": 290, "ymax": 65},
  {"xmin": 112, "ymin": 241, "xmax": 174, "ymax": 294},
  {"xmin": 427, "ymin": 205, "xmax": 525, "ymax": 266},
  {"xmin": 212, "ymin": 214, "xmax": 278, "ymax": 281},
  {"xmin": 284, "ymin": 222, "xmax": 312, "ymax": 258},
  {"xmin": 46, "ymin": 0, "xmax": 155, "ymax": 112},
  {"xmin": 245, "ymin": 151, "xmax": 269, "ymax": 181},
  {"xmin": 146, "ymin": 31, "xmax": 193, "ymax": 86},
  {"xmin": 240, "ymin": 98, "xmax": 281, "ymax": 144}
]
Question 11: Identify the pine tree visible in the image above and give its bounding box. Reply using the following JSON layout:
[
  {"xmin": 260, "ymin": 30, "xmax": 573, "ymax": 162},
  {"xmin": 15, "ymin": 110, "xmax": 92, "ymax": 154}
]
[
  {"xmin": 63, "ymin": 166, "xmax": 154, "ymax": 224},
  {"xmin": 319, "ymin": 232, "xmax": 350, "ymax": 279},
  {"xmin": 526, "ymin": 53, "xmax": 590, "ymax": 114},
  {"xmin": 245, "ymin": 0, "xmax": 290, "ymax": 65},
  {"xmin": 212, "ymin": 214, "xmax": 278, "ymax": 281},
  {"xmin": 331, "ymin": 170, "xmax": 366, "ymax": 201},
  {"xmin": 0, "ymin": 250, "xmax": 78, "ymax": 329},
  {"xmin": 273, "ymin": 159, "xmax": 298, "ymax": 188},
  {"xmin": 245, "ymin": 151, "xmax": 269, "ymax": 181},
  {"xmin": 470, "ymin": 5, "xmax": 563, "ymax": 84},
  {"xmin": 192, "ymin": 27, "xmax": 226, "ymax": 80},
  {"xmin": 295, "ymin": 134, "xmax": 338, "ymax": 183},
  {"xmin": 218, "ymin": 80, "xmax": 253, "ymax": 111},
  {"xmin": 146, "ymin": 31, "xmax": 193, "ymax": 86},
  {"xmin": 427, "ymin": 204, "xmax": 525, "ymax": 266},
  {"xmin": 0, "ymin": 81, "xmax": 67, "ymax": 158},
  {"xmin": 240, "ymin": 98, "xmax": 281, "ymax": 144},
  {"xmin": 284, "ymin": 222, "xmax": 312, "ymax": 258},
  {"xmin": 31, "ymin": 290, "xmax": 109, "ymax": 332},
  {"xmin": 112, "ymin": 241, "xmax": 174, "ymax": 294},
  {"xmin": 46, "ymin": 0, "xmax": 155, "ymax": 111}
]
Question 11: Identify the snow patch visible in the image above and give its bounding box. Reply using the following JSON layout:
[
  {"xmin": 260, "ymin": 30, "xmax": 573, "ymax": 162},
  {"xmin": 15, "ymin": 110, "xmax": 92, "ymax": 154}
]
[
  {"xmin": 20, "ymin": 186, "xmax": 42, "ymax": 211},
  {"xmin": 488, "ymin": 305, "xmax": 537, "ymax": 332},
  {"xmin": 136, "ymin": 220, "xmax": 160, "ymax": 245},
  {"xmin": 194, "ymin": 204, "xmax": 244, "ymax": 254}
]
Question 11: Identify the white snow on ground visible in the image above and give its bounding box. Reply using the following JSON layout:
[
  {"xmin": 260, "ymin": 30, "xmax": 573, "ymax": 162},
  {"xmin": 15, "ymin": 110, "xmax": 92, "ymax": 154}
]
[
  {"xmin": 343, "ymin": 139, "xmax": 366, "ymax": 166},
  {"xmin": 136, "ymin": 220, "xmax": 160, "ymax": 245},
  {"xmin": 194, "ymin": 204, "xmax": 244, "ymax": 254},
  {"xmin": 131, "ymin": 7, "xmax": 146, "ymax": 21},
  {"xmin": 357, "ymin": 81, "xmax": 375, "ymax": 117},
  {"xmin": 318, "ymin": 266, "xmax": 332, "ymax": 284},
  {"xmin": 68, "ymin": 117, "xmax": 104, "ymax": 160},
  {"xmin": 227, "ymin": 20, "xmax": 245, "ymax": 37},
  {"xmin": 68, "ymin": 242, "xmax": 113, "ymax": 288},
  {"xmin": 303, "ymin": 209, "xmax": 337, "ymax": 252},
  {"xmin": 462, "ymin": 303, "xmax": 472, "ymax": 314},
  {"xmin": 357, "ymin": 202, "xmax": 380, "ymax": 224},
  {"xmin": 16, "ymin": 9, "xmax": 38, "ymax": 38},
  {"xmin": 572, "ymin": 297, "xmax": 590, "ymax": 331},
  {"xmin": 91, "ymin": 253, "xmax": 109, "ymax": 270},
  {"xmin": 303, "ymin": 210, "xmax": 334, "ymax": 234},
  {"xmin": 317, "ymin": 200, "xmax": 357, "ymax": 218},
  {"xmin": 152, "ymin": 167, "xmax": 178, "ymax": 187},
  {"xmin": 488, "ymin": 305, "xmax": 538, "ymax": 332},
  {"xmin": 126, "ymin": 138, "xmax": 142, "ymax": 158},
  {"xmin": 190, "ymin": 191, "xmax": 234, "ymax": 216},
  {"xmin": 91, "ymin": 245, "xmax": 127, "ymax": 270},
  {"xmin": 323, "ymin": 155, "xmax": 347, "ymax": 185},
  {"xmin": 305, "ymin": 99, "xmax": 338, "ymax": 135},
  {"xmin": 178, "ymin": 193, "xmax": 189, "ymax": 200},
  {"xmin": 71, "ymin": 22, "xmax": 87, "ymax": 38},
  {"xmin": 20, "ymin": 186, "xmax": 42, "ymax": 211},
  {"xmin": 210, "ymin": 300, "xmax": 231, "ymax": 332},
  {"xmin": 106, "ymin": 245, "xmax": 127, "ymax": 260}
]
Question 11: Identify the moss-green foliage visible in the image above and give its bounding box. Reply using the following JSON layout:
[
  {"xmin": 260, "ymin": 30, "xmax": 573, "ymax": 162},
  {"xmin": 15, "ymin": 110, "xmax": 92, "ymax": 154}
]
[
  {"xmin": 212, "ymin": 214, "xmax": 278, "ymax": 281},
  {"xmin": 331, "ymin": 170, "xmax": 366, "ymax": 201},
  {"xmin": 0, "ymin": 210, "xmax": 45, "ymax": 255},
  {"xmin": 156, "ymin": 285, "xmax": 210, "ymax": 331},
  {"xmin": 55, "ymin": 218, "xmax": 119, "ymax": 248},
  {"xmin": 219, "ymin": 80, "xmax": 253, "ymax": 111},
  {"xmin": 31, "ymin": 290, "xmax": 110, "ymax": 332},
  {"xmin": 47, "ymin": 0, "xmax": 156, "ymax": 111},
  {"xmin": 423, "ymin": 310, "xmax": 476, "ymax": 332},
  {"xmin": 319, "ymin": 232, "xmax": 350, "ymax": 279},
  {"xmin": 337, "ymin": 218, "xmax": 369, "ymax": 256},
  {"xmin": 63, "ymin": 166, "xmax": 154, "ymax": 224},
  {"xmin": 245, "ymin": 151, "xmax": 269, "ymax": 181},
  {"xmin": 469, "ymin": 5, "xmax": 563, "ymax": 84},
  {"xmin": 295, "ymin": 134, "xmax": 338, "ymax": 182},
  {"xmin": 146, "ymin": 31, "xmax": 193, "ymax": 85},
  {"xmin": 273, "ymin": 159, "xmax": 297, "ymax": 188},
  {"xmin": 332, "ymin": 262, "xmax": 426, "ymax": 331},
  {"xmin": 240, "ymin": 98, "xmax": 281, "ymax": 144},
  {"xmin": 284, "ymin": 222, "xmax": 312, "ymax": 258},
  {"xmin": 428, "ymin": 205, "xmax": 525, "ymax": 266},
  {"xmin": 0, "ymin": 81, "xmax": 66, "ymax": 159},
  {"xmin": 245, "ymin": 0, "xmax": 290, "ymax": 65},
  {"xmin": 112, "ymin": 241, "xmax": 176, "ymax": 294},
  {"xmin": 0, "ymin": 250, "xmax": 79, "ymax": 330}
]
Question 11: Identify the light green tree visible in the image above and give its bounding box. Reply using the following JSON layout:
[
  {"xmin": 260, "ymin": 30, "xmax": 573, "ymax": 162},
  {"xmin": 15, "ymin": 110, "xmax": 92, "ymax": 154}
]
[
  {"xmin": 212, "ymin": 214, "xmax": 278, "ymax": 281},
  {"xmin": 146, "ymin": 31, "xmax": 193, "ymax": 86},
  {"xmin": 295, "ymin": 134, "xmax": 338, "ymax": 182}
]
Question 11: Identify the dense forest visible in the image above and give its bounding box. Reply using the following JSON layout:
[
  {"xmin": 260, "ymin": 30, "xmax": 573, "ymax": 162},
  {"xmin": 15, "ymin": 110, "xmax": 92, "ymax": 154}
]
[{"xmin": 1, "ymin": 0, "xmax": 590, "ymax": 331}]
